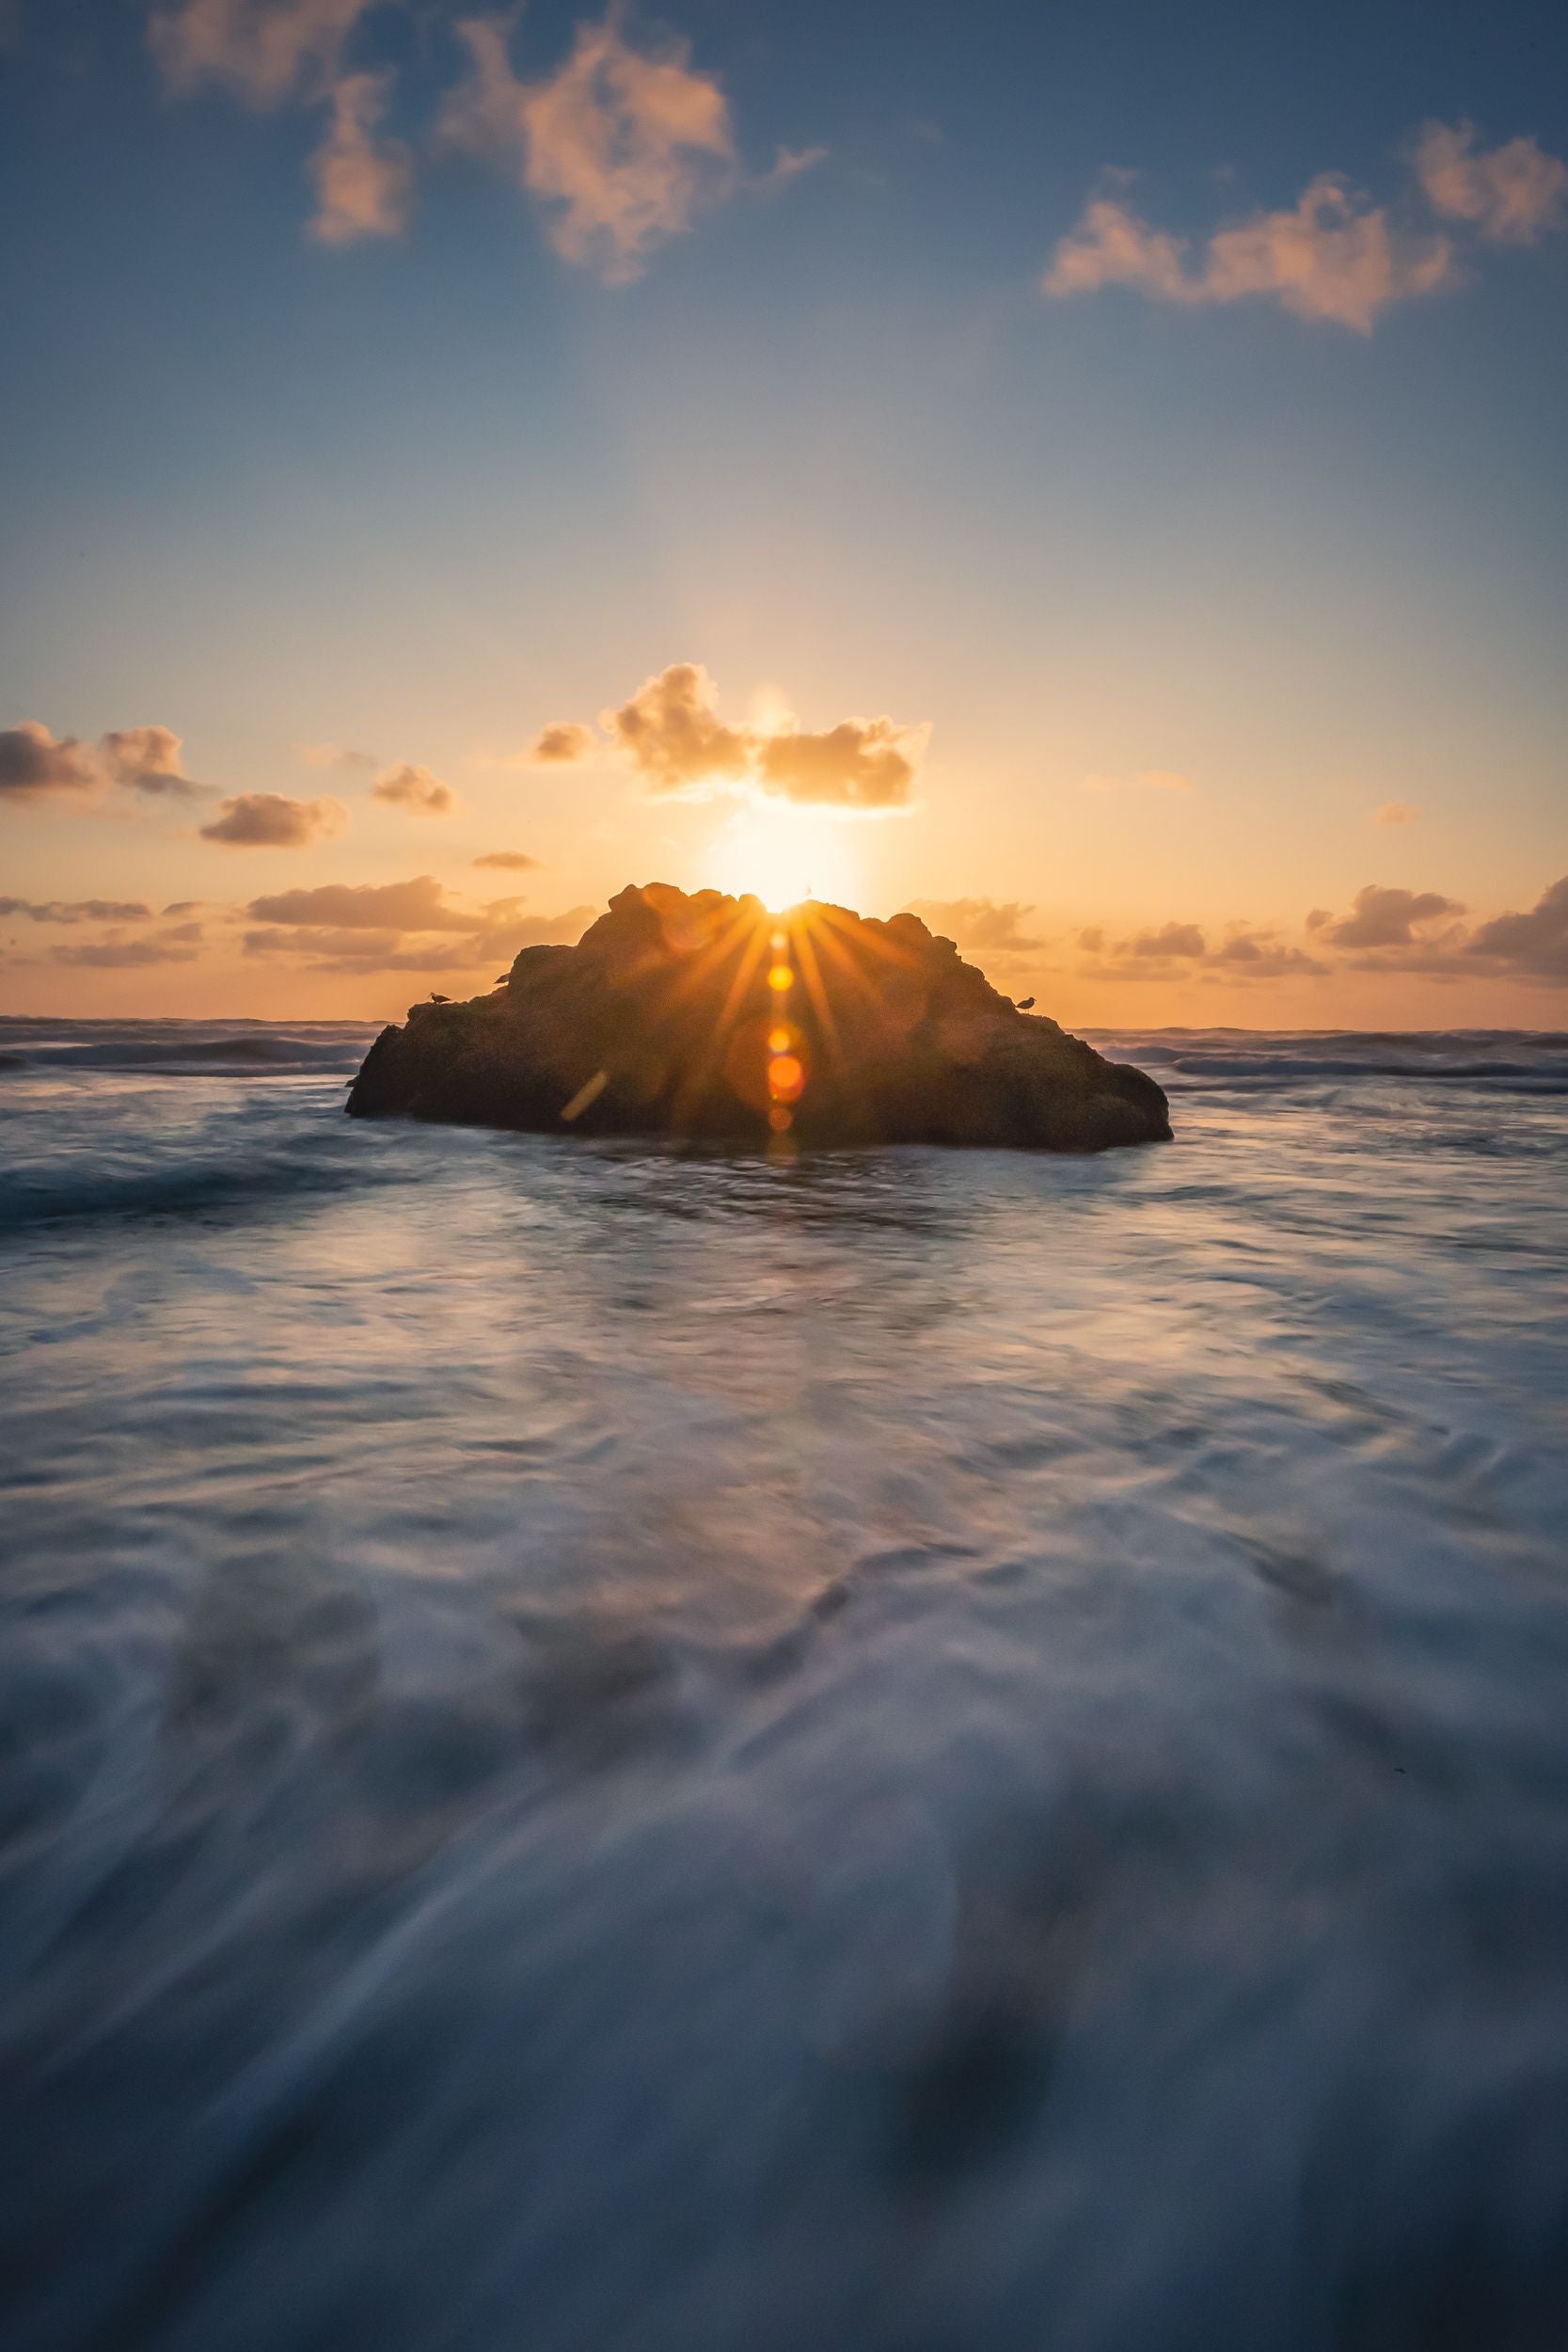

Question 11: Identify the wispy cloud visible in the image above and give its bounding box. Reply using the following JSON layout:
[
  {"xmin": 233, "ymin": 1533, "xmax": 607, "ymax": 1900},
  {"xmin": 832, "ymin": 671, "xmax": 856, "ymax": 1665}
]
[
  {"xmin": 1076, "ymin": 916, "xmax": 1328, "ymax": 981},
  {"xmin": 0, "ymin": 896, "xmax": 154, "ymax": 924},
  {"xmin": 150, "ymin": 0, "xmax": 374, "ymax": 105},
  {"xmin": 440, "ymin": 13, "xmax": 737, "ymax": 282},
  {"xmin": 49, "ymin": 931, "xmax": 202, "ymax": 968},
  {"xmin": 309, "ymin": 68, "xmax": 414, "ymax": 245},
  {"xmin": 1046, "ymin": 119, "xmax": 1568, "ymax": 332},
  {"xmin": 1045, "ymin": 172, "xmax": 1452, "ymax": 333},
  {"xmin": 1415, "ymin": 120, "xmax": 1568, "ymax": 246},
  {"xmin": 1373, "ymin": 801, "xmax": 1422, "ymax": 825},
  {"xmin": 903, "ymin": 898, "xmax": 1043, "ymax": 952},
  {"xmin": 295, "ymin": 740, "xmax": 377, "ymax": 771},
  {"xmin": 241, "ymin": 872, "xmax": 594, "ymax": 969},
  {"xmin": 472, "ymin": 850, "xmax": 540, "ymax": 871}
]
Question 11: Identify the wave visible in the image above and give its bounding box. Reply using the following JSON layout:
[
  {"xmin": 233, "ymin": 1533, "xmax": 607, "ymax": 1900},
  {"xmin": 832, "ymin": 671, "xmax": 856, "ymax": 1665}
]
[
  {"xmin": 0, "ymin": 1020, "xmax": 377, "ymax": 1076},
  {"xmin": 1086, "ymin": 1028, "xmax": 1568, "ymax": 1091},
  {"xmin": 0, "ymin": 1148, "xmax": 390, "ymax": 1235}
]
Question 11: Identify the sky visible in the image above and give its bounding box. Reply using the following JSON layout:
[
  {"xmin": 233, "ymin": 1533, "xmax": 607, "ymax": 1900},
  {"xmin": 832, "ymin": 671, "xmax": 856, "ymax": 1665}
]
[{"xmin": 1, "ymin": 0, "xmax": 1565, "ymax": 1025}]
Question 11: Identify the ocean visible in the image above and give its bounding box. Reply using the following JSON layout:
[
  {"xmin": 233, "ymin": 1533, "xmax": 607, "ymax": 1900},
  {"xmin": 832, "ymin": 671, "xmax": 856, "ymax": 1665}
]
[{"xmin": 4, "ymin": 1016, "xmax": 1568, "ymax": 2351}]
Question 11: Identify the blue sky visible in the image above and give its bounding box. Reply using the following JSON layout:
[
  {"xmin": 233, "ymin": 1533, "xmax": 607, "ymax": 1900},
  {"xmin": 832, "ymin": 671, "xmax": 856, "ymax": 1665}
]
[{"xmin": 2, "ymin": 0, "xmax": 1565, "ymax": 1019}]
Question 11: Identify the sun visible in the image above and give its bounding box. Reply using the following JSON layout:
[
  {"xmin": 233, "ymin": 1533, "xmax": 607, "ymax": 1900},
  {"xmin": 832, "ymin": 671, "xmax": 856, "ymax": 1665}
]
[{"xmin": 705, "ymin": 800, "xmax": 863, "ymax": 912}]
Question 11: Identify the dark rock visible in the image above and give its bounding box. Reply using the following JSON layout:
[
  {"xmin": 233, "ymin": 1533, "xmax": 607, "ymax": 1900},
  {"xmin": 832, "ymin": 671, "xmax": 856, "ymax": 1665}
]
[{"xmin": 345, "ymin": 883, "xmax": 1172, "ymax": 1152}]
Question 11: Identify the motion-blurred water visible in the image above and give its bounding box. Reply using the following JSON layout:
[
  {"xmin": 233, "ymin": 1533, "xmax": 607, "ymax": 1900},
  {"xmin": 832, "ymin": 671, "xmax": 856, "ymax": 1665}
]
[{"xmin": 4, "ymin": 1017, "xmax": 1568, "ymax": 2352}]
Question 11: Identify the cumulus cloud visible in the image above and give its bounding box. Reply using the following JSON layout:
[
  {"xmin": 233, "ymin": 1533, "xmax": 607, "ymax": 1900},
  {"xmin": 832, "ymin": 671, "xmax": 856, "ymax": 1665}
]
[
  {"xmin": 0, "ymin": 897, "xmax": 153, "ymax": 924},
  {"xmin": 371, "ymin": 761, "xmax": 456, "ymax": 815},
  {"xmin": 3, "ymin": 718, "xmax": 207, "ymax": 803},
  {"xmin": 473, "ymin": 850, "xmax": 540, "ymax": 870},
  {"xmin": 309, "ymin": 68, "xmax": 414, "ymax": 245},
  {"xmin": 531, "ymin": 721, "xmax": 596, "ymax": 765},
  {"xmin": 440, "ymin": 13, "xmax": 736, "ymax": 282},
  {"xmin": 756, "ymin": 718, "xmax": 926, "ymax": 809},
  {"xmin": 100, "ymin": 724, "xmax": 203, "ymax": 797},
  {"xmin": 0, "ymin": 722, "xmax": 103, "ymax": 800},
  {"xmin": 1132, "ymin": 919, "xmax": 1208, "ymax": 960},
  {"xmin": 903, "ymin": 898, "xmax": 1043, "ymax": 952},
  {"xmin": 595, "ymin": 662, "xmax": 927, "ymax": 809},
  {"xmin": 1323, "ymin": 883, "xmax": 1465, "ymax": 949},
  {"xmin": 1374, "ymin": 801, "xmax": 1422, "ymax": 825},
  {"xmin": 150, "ymin": 0, "xmax": 373, "ymax": 104},
  {"xmin": 1465, "ymin": 874, "xmax": 1568, "ymax": 981},
  {"xmin": 1209, "ymin": 931, "xmax": 1328, "ymax": 977},
  {"xmin": 200, "ymin": 791, "xmax": 347, "ymax": 846},
  {"xmin": 1045, "ymin": 173, "xmax": 1453, "ymax": 332},
  {"xmin": 1416, "ymin": 120, "xmax": 1568, "ymax": 246},
  {"xmin": 603, "ymin": 662, "xmax": 754, "ymax": 789}
]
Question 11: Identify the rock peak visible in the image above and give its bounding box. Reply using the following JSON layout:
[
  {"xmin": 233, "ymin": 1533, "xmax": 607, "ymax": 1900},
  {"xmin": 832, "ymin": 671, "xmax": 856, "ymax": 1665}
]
[{"xmin": 346, "ymin": 883, "xmax": 1171, "ymax": 1152}]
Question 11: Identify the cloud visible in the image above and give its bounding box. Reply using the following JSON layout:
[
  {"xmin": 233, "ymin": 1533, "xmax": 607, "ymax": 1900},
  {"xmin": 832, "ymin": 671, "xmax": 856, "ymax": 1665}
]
[
  {"xmin": 441, "ymin": 13, "xmax": 736, "ymax": 283},
  {"xmin": 1045, "ymin": 174, "xmax": 1453, "ymax": 332},
  {"xmin": 245, "ymin": 874, "xmax": 480, "ymax": 930},
  {"xmin": 753, "ymin": 144, "xmax": 828, "ymax": 196},
  {"xmin": 243, "ymin": 889, "xmax": 596, "ymax": 971},
  {"xmin": 150, "ymin": 0, "xmax": 374, "ymax": 105},
  {"xmin": 1465, "ymin": 874, "xmax": 1568, "ymax": 980},
  {"xmin": 295, "ymin": 740, "xmax": 377, "ymax": 771},
  {"xmin": 1080, "ymin": 768, "xmax": 1193, "ymax": 792},
  {"xmin": 1208, "ymin": 931, "xmax": 1328, "ymax": 977},
  {"xmin": 1415, "ymin": 120, "xmax": 1568, "ymax": 246},
  {"xmin": 200, "ymin": 791, "xmax": 347, "ymax": 845},
  {"xmin": 0, "ymin": 722, "xmax": 102, "ymax": 800},
  {"xmin": 531, "ymin": 721, "xmax": 596, "ymax": 764},
  {"xmin": 1132, "ymin": 919, "xmax": 1208, "ymax": 960},
  {"xmin": 1323, "ymin": 883, "xmax": 1465, "ymax": 949},
  {"xmin": 755, "ymin": 718, "xmax": 926, "ymax": 809},
  {"xmin": 309, "ymin": 68, "xmax": 414, "ymax": 245},
  {"xmin": 371, "ymin": 761, "xmax": 457, "ymax": 815},
  {"xmin": 903, "ymin": 898, "xmax": 1043, "ymax": 952},
  {"xmin": 1374, "ymin": 801, "xmax": 1422, "ymax": 825},
  {"xmin": 49, "ymin": 934, "xmax": 201, "ymax": 968},
  {"xmin": 473, "ymin": 850, "xmax": 540, "ymax": 870},
  {"xmin": 4, "ymin": 718, "xmax": 205, "ymax": 803},
  {"xmin": 1076, "ymin": 915, "xmax": 1330, "ymax": 982},
  {"xmin": 100, "ymin": 724, "xmax": 203, "ymax": 797},
  {"xmin": 598, "ymin": 663, "xmax": 927, "ymax": 808},
  {"xmin": 603, "ymin": 662, "xmax": 756, "ymax": 790},
  {"xmin": 0, "ymin": 897, "xmax": 153, "ymax": 924}
]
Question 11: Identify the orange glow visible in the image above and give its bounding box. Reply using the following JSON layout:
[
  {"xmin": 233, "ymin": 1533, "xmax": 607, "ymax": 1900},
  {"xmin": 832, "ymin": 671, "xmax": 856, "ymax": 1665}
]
[
  {"xmin": 768, "ymin": 1025, "xmax": 792, "ymax": 1053},
  {"xmin": 767, "ymin": 962, "xmax": 792, "ymax": 992},
  {"xmin": 768, "ymin": 1052, "xmax": 804, "ymax": 1102}
]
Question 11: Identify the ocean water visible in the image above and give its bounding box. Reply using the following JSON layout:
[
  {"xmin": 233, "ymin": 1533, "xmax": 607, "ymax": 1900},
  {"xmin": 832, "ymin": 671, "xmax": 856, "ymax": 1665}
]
[{"xmin": 4, "ymin": 1014, "xmax": 1568, "ymax": 2352}]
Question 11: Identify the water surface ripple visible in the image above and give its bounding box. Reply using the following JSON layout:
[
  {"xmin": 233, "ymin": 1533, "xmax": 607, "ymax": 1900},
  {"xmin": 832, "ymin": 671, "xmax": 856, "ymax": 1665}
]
[{"xmin": 3, "ymin": 1022, "xmax": 1567, "ymax": 2351}]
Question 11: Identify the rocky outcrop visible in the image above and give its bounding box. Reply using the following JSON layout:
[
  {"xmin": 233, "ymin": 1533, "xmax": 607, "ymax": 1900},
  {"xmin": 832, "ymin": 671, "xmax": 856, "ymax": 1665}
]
[{"xmin": 345, "ymin": 884, "xmax": 1172, "ymax": 1152}]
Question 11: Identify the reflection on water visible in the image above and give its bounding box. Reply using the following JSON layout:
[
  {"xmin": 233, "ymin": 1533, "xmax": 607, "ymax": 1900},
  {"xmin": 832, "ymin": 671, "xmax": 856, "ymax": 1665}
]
[{"xmin": 3, "ymin": 1025, "xmax": 1568, "ymax": 2351}]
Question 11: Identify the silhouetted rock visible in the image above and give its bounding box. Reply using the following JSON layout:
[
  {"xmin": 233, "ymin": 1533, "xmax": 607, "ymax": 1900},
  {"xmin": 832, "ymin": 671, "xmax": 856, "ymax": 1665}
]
[{"xmin": 345, "ymin": 884, "xmax": 1172, "ymax": 1152}]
